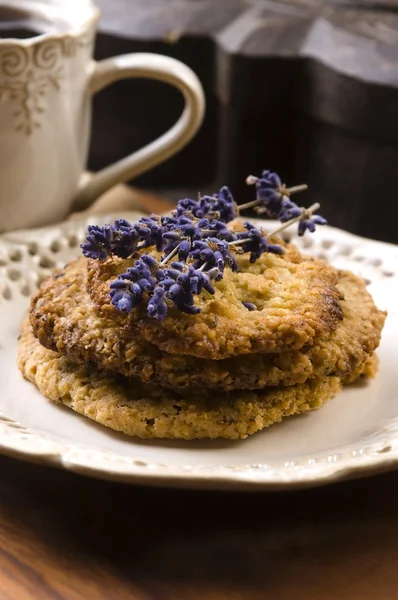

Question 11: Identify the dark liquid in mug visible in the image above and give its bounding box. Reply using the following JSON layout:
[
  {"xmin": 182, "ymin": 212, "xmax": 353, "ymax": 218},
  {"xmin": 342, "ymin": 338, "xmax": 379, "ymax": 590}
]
[
  {"xmin": 0, "ymin": 26, "xmax": 43, "ymax": 38},
  {"xmin": 0, "ymin": 6, "xmax": 62, "ymax": 39}
]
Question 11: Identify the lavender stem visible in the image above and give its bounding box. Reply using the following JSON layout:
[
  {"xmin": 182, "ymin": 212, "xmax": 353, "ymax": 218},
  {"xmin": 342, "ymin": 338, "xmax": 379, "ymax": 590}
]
[
  {"xmin": 160, "ymin": 243, "xmax": 180, "ymax": 265},
  {"xmin": 238, "ymin": 199, "xmax": 263, "ymax": 211},
  {"xmin": 286, "ymin": 184, "xmax": 308, "ymax": 194},
  {"xmin": 239, "ymin": 183, "xmax": 308, "ymax": 212},
  {"xmin": 268, "ymin": 203, "xmax": 320, "ymax": 237}
]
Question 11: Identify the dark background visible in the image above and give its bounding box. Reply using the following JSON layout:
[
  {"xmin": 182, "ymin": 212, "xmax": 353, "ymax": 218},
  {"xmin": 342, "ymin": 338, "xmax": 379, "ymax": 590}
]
[{"xmin": 89, "ymin": 0, "xmax": 398, "ymax": 243}]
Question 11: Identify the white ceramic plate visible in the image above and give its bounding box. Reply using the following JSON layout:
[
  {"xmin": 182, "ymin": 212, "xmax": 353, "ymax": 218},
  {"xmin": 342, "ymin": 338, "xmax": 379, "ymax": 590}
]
[{"xmin": 0, "ymin": 212, "xmax": 397, "ymax": 490}]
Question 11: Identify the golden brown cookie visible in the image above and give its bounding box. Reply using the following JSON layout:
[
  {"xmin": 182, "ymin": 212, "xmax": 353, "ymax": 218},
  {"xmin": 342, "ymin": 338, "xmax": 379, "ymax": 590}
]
[
  {"xmin": 85, "ymin": 234, "xmax": 344, "ymax": 359},
  {"xmin": 18, "ymin": 318, "xmax": 355, "ymax": 440},
  {"xmin": 30, "ymin": 259, "xmax": 385, "ymax": 391}
]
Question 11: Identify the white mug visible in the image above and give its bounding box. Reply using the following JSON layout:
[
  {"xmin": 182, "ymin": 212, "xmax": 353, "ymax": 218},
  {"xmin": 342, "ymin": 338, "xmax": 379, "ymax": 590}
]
[{"xmin": 0, "ymin": 0, "xmax": 205, "ymax": 231}]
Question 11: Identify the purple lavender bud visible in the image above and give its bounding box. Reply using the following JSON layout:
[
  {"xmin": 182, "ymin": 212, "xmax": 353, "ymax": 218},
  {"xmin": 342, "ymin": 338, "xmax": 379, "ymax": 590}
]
[
  {"xmin": 140, "ymin": 255, "xmax": 158, "ymax": 268},
  {"xmin": 147, "ymin": 287, "xmax": 168, "ymax": 320},
  {"xmin": 130, "ymin": 282, "xmax": 142, "ymax": 296},
  {"xmin": 298, "ymin": 214, "xmax": 327, "ymax": 236},
  {"xmin": 313, "ymin": 215, "xmax": 327, "ymax": 226},
  {"xmin": 163, "ymin": 231, "xmax": 181, "ymax": 241},
  {"xmin": 189, "ymin": 274, "xmax": 201, "ymax": 295},
  {"xmin": 199, "ymin": 247, "xmax": 216, "ymax": 263},
  {"xmin": 279, "ymin": 204, "xmax": 302, "ymax": 222},
  {"xmin": 239, "ymin": 222, "xmax": 284, "ymax": 262},
  {"xmin": 109, "ymin": 279, "xmax": 128, "ymax": 290},
  {"xmin": 214, "ymin": 250, "xmax": 226, "ymax": 270},
  {"xmin": 197, "ymin": 218, "xmax": 211, "ymax": 229},
  {"xmin": 178, "ymin": 240, "xmax": 192, "ymax": 261},
  {"xmin": 265, "ymin": 171, "xmax": 282, "ymax": 188},
  {"xmin": 160, "ymin": 215, "xmax": 179, "ymax": 228},
  {"xmin": 162, "ymin": 239, "xmax": 180, "ymax": 260},
  {"xmin": 114, "ymin": 218, "xmax": 133, "ymax": 229},
  {"xmin": 215, "ymin": 186, "xmax": 237, "ymax": 222},
  {"xmin": 136, "ymin": 217, "xmax": 163, "ymax": 251},
  {"xmin": 173, "ymin": 198, "xmax": 200, "ymax": 218},
  {"xmin": 201, "ymin": 273, "xmax": 215, "ymax": 295},
  {"xmin": 169, "ymin": 261, "xmax": 186, "ymax": 271},
  {"xmin": 110, "ymin": 290, "xmax": 134, "ymax": 313},
  {"xmin": 267, "ymin": 244, "xmax": 285, "ymax": 255},
  {"xmin": 198, "ymin": 218, "xmax": 237, "ymax": 242},
  {"xmin": 160, "ymin": 277, "xmax": 178, "ymax": 288},
  {"xmin": 138, "ymin": 277, "xmax": 153, "ymax": 291},
  {"xmin": 168, "ymin": 283, "xmax": 184, "ymax": 300},
  {"xmin": 242, "ymin": 301, "xmax": 256, "ymax": 311}
]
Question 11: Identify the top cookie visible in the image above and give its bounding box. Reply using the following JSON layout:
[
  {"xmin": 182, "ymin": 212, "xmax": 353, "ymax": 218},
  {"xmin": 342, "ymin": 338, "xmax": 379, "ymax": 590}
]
[
  {"xmin": 30, "ymin": 258, "xmax": 385, "ymax": 391},
  {"xmin": 86, "ymin": 239, "xmax": 344, "ymax": 359}
]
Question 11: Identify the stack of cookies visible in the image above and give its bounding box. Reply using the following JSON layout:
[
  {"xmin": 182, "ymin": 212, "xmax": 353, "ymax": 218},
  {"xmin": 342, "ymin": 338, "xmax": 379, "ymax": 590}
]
[{"xmin": 19, "ymin": 227, "xmax": 385, "ymax": 440}]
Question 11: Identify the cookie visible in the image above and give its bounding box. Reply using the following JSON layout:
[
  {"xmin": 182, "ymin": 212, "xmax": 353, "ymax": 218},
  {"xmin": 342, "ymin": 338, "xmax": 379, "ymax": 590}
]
[
  {"xmin": 86, "ymin": 232, "xmax": 344, "ymax": 359},
  {"xmin": 30, "ymin": 259, "xmax": 385, "ymax": 390},
  {"xmin": 18, "ymin": 318, "xmax": 353, "ymax": 440}
]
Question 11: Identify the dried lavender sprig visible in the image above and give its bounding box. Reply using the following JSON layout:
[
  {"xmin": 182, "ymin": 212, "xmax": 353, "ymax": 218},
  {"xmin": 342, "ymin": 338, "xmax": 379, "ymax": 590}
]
[
  {"xmin": 81, "ymin": 220, "xmax": 139, "ymax": 260},
  {"xmin": 98, "ymin": 169, "xmax": 327, "ymax": 320},
  {"xmin": 173, "ymin": 185, "xmax": 237, "ymax": 223},
  {"xmin": 160, "ymin": 218, "xmax": 239, "ymax": 267},
  {"xmin": 190, "ymin": 238, "xmax": 238, "ymax": 276},
  {"xmin": 268, "ymin": 202, "xmax": 321, "ymax": 237},
  {"xmin": 228, "ymin": 222, "xmax": 284, "ymax": 262},
  {"xmin": 239, "ymin": 183, "xmax": 308, "ymax": 212}
]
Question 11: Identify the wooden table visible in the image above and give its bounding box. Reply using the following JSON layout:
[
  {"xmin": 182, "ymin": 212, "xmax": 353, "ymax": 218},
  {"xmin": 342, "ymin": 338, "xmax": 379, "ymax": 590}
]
[
  {"xmin": 1, "ymin": 185, "xmax": 397, "ymax": 599},
  {"xmin": 1, "ymin": 455, "xmax": 398, "ymax": 600}
]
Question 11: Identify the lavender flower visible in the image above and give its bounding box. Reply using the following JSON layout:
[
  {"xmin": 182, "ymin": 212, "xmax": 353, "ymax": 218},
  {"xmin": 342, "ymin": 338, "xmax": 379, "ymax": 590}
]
[
  {"xmin": 158, "ymin": 262, "xmax": 215, "ymax": 315},
  {"xmin": 147, "ymin": 287, "xmax": 168, "ymax": 320},
  {"xmin": 109, "ymin": 256, "xmax": 157, "ymax": 311},
  {"xmin": 173, "ymin": 186, "xmax": 237, "ymax": 223},
  {"xmin": 279, "ymin": 200, "xmax": 302, "ymax": 222},
  {"xmin": 173, "ymin": 198, "xmax": 203, "ymax": 219},
  {"xmin": 298, "ymin": 214, "xmax": 327, "ymax": 236},
  {"xmin": 81, "ymin": 219, "xmax": 139, "ymax": 260},
  {"xmin": 166, "ymin": 216, "xmax": 199, "ymax": 238},
  {"xmin": 161, "ymin": 216, "xmax": 203, "ymax": 263},
  {"xmin": 135, "ymin": 216, "xmax": 164, "ymax": 251},
  {"xmin": 108, "ymin": 290, "xmax": 135, "ymax": 313},
  {"xmin": 197, "ymin": 218, "xmax": 237, "ymax": 242},
  {"xmin": 245, "ymin": 170, "xmax": 286, "ymax": 217},
  {"xmin": 209, "ymin": 186, "xmax": 237, "ymax": 222},
  {"xmin": 244, "ymin": 170, "xmax": 308, "ymax": 219},
  {"xmin": 190, "ymin": 238, "xmax": 238, "ymax": 275},
  {"xmin": 81, "ymin": 224, "xmax": 113, "ymax": 260},
  {"xmin": 269, "ymin": 202, "xmax": 327, "ymax": 238},
  {"xmin": 235, "ymin": 222, "xmax": 284, "ymax": 263}
]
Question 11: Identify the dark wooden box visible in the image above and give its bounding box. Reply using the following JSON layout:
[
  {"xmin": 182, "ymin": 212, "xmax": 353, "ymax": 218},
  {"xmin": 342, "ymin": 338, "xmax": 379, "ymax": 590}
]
[{"xmin": 90, "ymin": 0, "xmax": 398, "ymax": 243}]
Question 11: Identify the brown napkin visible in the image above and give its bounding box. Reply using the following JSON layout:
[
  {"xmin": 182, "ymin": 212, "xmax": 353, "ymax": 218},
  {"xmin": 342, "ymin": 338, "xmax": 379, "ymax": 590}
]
[{"xmin": 68, "ymin": 179, "xmax": 173, "ymax": 219}]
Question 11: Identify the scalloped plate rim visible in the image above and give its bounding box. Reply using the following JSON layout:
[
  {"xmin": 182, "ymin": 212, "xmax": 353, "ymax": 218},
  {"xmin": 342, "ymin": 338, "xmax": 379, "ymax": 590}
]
[{"xmin": 0, "ymin": 212, "xmax": 397, "ymax": 491}]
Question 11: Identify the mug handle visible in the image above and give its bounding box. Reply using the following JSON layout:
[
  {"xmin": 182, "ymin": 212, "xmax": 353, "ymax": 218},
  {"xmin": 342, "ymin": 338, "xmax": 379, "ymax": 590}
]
[{"xmin": 73, "ymin": 53, "xmax": 205, "ymax": 208}]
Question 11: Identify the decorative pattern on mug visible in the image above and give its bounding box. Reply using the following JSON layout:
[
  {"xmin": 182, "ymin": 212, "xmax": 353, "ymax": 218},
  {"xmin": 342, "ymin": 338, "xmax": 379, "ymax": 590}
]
[{"xmin": 0, "ymin": 34, "xmax": 93, "ymax": 134}]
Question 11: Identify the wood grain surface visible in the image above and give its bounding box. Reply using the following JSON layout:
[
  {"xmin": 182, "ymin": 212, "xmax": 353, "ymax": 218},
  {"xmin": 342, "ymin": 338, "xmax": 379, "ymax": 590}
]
[{"xmin": 0, "ymin": 455, "xmax": 398, "ymax": 600}]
